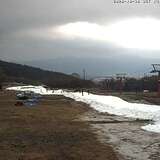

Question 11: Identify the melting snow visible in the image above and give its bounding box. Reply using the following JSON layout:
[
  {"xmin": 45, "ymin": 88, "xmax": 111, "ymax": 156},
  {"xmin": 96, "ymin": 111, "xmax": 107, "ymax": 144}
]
[
  {"xmin": 6, "ymin": 86, "xmax": 160, "ymax": 133},
  {"xmin": 7, "ymin": 85, "xmax": 53, "ymax": 95}
]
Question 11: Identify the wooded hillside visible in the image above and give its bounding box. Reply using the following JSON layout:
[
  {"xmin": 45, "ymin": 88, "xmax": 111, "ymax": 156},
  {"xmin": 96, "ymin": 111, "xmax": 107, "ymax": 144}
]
[{"xmin": 0, "ymin": 60, "xmax": 94, "ymax": 88}]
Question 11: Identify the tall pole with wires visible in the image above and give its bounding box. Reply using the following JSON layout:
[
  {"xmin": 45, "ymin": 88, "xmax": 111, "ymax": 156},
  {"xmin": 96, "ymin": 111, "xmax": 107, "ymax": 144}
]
[
  {"xmin": 116, "ymin": 73, "xmax": 126, "ymax": 94},
  {"xmin": 83, "ymin": 69, "xmax": 86, "ymax": 80}
]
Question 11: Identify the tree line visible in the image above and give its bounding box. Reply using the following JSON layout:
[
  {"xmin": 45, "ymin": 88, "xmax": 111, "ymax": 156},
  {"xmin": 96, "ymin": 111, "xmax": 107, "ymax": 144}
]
[
  {"xmin": 0, "ymin": 60, "xmax": 94, "ymax": 89},
  {"xmin": 98, "ymin": 76, "xmax": 158, "ymax": 92}
]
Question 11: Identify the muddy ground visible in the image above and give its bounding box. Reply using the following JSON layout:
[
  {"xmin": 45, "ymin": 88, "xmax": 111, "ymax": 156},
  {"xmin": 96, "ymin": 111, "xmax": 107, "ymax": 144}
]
[
  {"xmin": 0, "ymin": 91, "xmax": 118, "ymax": 160},
  {"xmin": 80, "ymin": 110, "xmax": 160, "ymax": 160},
  {"xmin": 1, "ymin": 90, "xmax": 160, "ymax": 160}
]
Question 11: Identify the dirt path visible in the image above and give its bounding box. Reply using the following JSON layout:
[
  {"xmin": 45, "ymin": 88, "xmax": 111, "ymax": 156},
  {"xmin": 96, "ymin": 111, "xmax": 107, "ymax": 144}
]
[{"xmin": 0, "ymin": 91, "xmax": 118, "ymax": 160}]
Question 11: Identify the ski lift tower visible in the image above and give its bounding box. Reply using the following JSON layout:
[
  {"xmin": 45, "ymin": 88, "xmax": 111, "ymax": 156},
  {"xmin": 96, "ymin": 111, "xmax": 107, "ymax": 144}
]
[
  {"xmin": 116, "ymin": 73, "xmax": 126, "ymax": 94},
  {"xmin": 151, "ymin": 64, "xmax": 160, "ymax": 96}
]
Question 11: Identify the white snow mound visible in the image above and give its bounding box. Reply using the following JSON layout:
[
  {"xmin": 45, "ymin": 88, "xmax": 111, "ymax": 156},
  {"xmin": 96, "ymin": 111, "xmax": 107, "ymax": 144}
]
[
  {"xmin": 53, "ymin": 90, "xmax": 160, "ymax": 133},
  {"xmin": 6, "ymin": 85, "xmax": 53, "ymax": 95},
  {"xmin": 6, "ymin": 86, "xmax": 160, "ymax": 133}
]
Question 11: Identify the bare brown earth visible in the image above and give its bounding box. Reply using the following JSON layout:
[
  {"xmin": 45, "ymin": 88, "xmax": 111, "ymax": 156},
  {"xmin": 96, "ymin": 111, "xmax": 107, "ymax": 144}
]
[{"xmin": 0, "ymin": 91, "xmax": 118, "ymax": 160}]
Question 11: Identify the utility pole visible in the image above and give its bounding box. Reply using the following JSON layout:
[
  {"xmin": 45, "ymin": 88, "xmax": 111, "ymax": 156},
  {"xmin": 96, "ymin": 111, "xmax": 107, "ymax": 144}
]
[
  {"xmin": 83, "ymin": 69, "xmax": 86, "ymax": 80},
  {"xmin": 116, "ymin": 73, "xmax": 126, "ymax": 94}
]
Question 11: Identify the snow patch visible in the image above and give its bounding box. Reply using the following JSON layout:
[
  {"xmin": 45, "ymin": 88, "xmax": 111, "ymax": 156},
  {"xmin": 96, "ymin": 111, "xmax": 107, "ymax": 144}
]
[
  {"xmin": 53, "ymin": 90, "xmax": 160, "ymax": 133},
  {"xmin": 6, "ymin": 85, "xmax": 53, "ymax": 95},
  {"xmin": 6, "ymin": 86, "xmax": 160, "ymax": 133}
]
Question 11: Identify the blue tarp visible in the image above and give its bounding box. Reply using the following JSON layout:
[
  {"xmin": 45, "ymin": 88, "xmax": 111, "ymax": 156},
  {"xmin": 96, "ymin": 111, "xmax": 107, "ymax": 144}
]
[
  {"xmin": 16, "ymin": 91, "xmax": 42, "ymax": 107},
  {"xmin": 24, "ymin": 98, "xmax": 39, "ymax": 107}
]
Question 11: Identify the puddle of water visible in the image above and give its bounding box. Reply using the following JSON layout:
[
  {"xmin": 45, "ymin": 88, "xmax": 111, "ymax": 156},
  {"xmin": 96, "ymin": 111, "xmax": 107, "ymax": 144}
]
[{"xmin": 81, "ymin": 111, "xmax": 160, "ymax": 160}]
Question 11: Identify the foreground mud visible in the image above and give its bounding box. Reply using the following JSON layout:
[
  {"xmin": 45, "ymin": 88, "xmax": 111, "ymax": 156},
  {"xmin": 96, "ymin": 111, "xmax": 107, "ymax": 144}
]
[
  {"xmin": 81, "ymin": 110, "xmax": 160, "ymax": 160},
  {"xmin": 0, "ymin": 91, "xmax": 118, "ymax": 160}
]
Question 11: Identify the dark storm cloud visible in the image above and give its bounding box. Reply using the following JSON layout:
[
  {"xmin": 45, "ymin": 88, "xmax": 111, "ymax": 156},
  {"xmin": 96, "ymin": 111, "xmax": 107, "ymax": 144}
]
[
  {"xmin": 1, "ymin": 0, "xmax": 160, "ymax": 36},
  {"xmin": 0, "ymin": 0, "xmax": 160, "ymax": 76}
]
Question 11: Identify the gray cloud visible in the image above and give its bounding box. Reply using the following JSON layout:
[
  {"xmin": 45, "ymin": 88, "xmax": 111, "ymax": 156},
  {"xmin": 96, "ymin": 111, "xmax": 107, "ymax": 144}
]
[
  {"xmin": 0, "ymin": 0, "xmax": 160, "ymax": 76},
  {"xmin": 1, "ymin": 0, "xmax": 160, "ymax": 34}
]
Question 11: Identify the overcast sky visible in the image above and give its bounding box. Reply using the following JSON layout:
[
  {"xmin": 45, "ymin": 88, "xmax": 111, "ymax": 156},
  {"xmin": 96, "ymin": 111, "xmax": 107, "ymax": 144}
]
[{"xmin": 0, "ymin": 0, "xmax": 160, "ymax": 76}]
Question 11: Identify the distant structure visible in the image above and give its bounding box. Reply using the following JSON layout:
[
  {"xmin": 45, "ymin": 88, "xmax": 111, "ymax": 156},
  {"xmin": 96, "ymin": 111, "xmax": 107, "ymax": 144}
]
[
  {"xmin": 83, "ymin": 69, "xmax": 86, "ymax": 80},
  {"xmin": 71, "ymin": 73, "xmax": 80, "ymax": 79},
  {"xmin": 102, "ymin": 76, "xmax": 113, "ymax": 91},
  {"xmin": 151, "ymin": 64, "xmax": 160, "ymax": 76},
  {"xmin": 92, "ymin": 76, "xmax": 114, "ymax": 91},
  {"xmin": 116, "ymin": 73, "xmax": 126, "ymax": 94},
  {"xmin": 92, "ymin": 76, "xmax": 113, "ymax": 82},
  {"xmin": 150, "ymin": 64, "xmax": 160, "ymax": 96}
]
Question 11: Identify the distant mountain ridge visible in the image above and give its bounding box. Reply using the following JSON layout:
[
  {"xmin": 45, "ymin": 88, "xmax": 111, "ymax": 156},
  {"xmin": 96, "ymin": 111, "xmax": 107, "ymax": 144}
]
[
  {"xmin": 0, "ymin": 60, "xmax": 93, "ymax": 88},
  {"xmin": 22, "ymin": 56, "xmax": 156, "ymax": 78}
]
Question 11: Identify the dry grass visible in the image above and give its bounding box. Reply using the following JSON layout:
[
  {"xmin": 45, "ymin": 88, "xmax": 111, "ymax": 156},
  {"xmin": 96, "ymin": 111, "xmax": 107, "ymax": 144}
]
[{"xmin": 0, "ymin": 91, "xmax": 118, "ymax": 160}]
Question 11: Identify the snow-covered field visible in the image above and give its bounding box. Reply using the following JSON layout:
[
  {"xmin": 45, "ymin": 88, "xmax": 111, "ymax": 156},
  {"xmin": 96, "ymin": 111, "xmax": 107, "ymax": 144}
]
[{"xmin": 6, "ymin": 85, "xmax": 160, "ymax": 133}]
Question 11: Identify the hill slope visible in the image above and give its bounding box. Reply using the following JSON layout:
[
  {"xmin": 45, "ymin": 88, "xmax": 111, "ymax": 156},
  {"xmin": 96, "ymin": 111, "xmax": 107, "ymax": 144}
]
[{"xmin": 0, "ymin": 60, "xmax": 93, "ymax": 88}]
